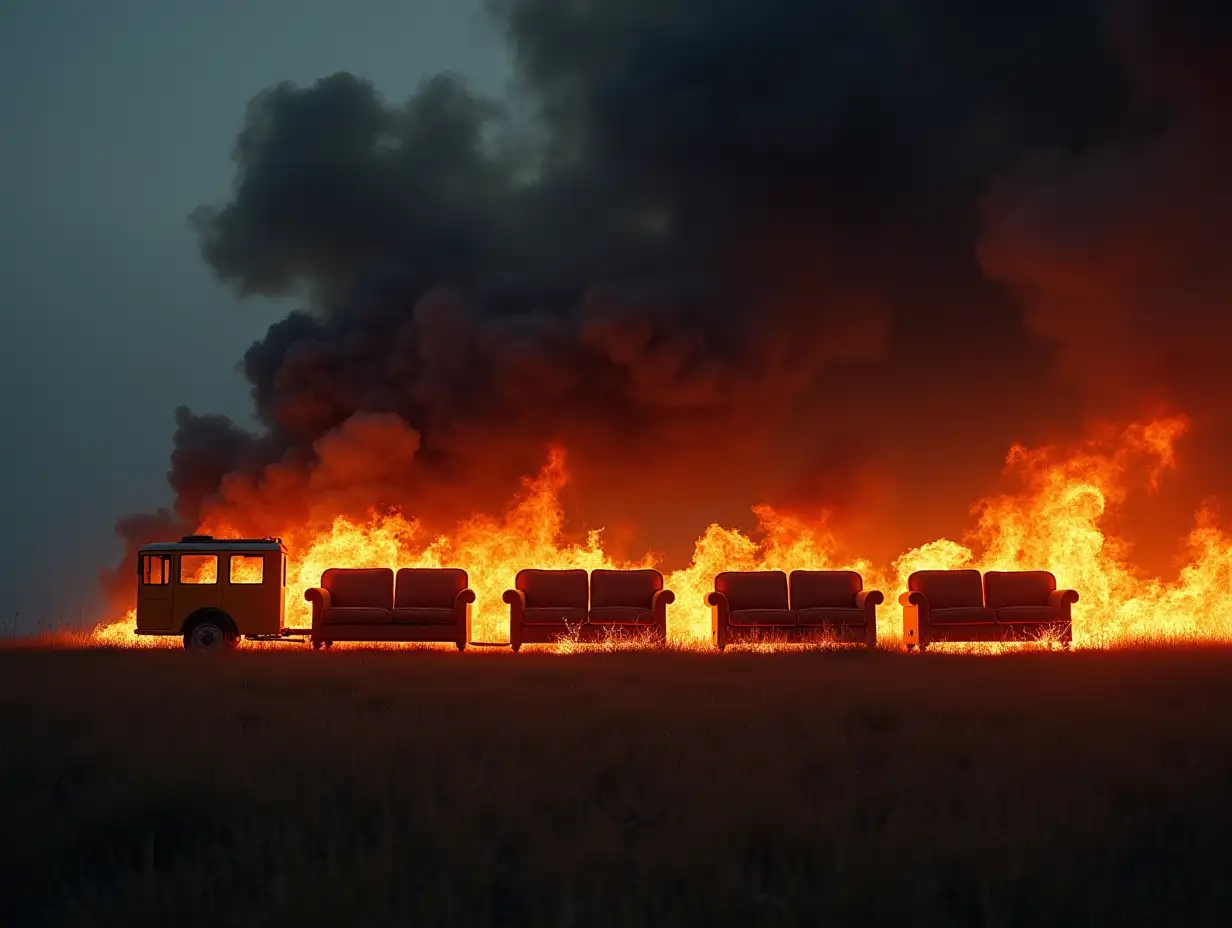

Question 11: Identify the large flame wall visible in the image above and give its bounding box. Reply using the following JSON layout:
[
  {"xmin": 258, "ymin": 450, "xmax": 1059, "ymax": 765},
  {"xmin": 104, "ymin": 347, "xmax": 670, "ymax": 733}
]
[{"xmin": 93, "ymin": 416, "xmax": 1232, "ymax": 648}]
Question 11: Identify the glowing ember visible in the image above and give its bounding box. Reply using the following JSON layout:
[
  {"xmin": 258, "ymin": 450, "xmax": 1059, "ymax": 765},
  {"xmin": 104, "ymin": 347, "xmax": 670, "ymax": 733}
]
[{"xmin": 90, "ymin": 415, "xmax": 1232, "ymax": 649}]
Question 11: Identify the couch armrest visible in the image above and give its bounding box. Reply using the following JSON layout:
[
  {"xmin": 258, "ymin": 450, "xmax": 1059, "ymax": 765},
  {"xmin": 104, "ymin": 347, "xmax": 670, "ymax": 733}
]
[
  {"xmin": 651, "ymin": 589, "xmax": 675, "ymax": 641},
  {"xmin": 706, "ymin": 591, "xmax": 731, "ymax": 649},
  {"xmin": 503, "ymin": 589, "xmax": 526, "ymax": 648},
  {"xmin": 454, "ymin": 589, "xmax": 476, "ymax": 647},
  {"xmin": 856, "ymin": 589, "xmax": 884, "ymax": 610},
  {"xmin": 856, "ymin": 589, "xmax": 884, "ymax": 648},
  {"xmin": 1049, "ymin": 588, "xmax": 1079, "ymax": 621},
  {"xmin": 305, "ymin": 587, "xmax": 330, "ymax": 641}
]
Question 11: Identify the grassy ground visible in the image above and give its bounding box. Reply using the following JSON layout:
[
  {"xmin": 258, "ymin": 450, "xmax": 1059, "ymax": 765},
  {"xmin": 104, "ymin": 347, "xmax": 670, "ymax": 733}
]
[{"xmin": 2, "ymin": 646, "xmax": 1231, "ymax": 927}]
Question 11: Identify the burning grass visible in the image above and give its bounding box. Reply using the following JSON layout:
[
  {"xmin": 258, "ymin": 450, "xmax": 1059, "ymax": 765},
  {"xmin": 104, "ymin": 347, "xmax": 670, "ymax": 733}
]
[
  {"xmin": 3, "ymin": 646, "xmax": 1232, "ymax": 926},
  {"xmin": 91, "ymin": 415, "xmax": 1232, "ymax": 651}
]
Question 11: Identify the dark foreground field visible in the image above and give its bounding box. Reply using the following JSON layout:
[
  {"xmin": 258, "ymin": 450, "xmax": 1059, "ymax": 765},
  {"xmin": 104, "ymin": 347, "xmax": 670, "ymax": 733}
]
[{"xmin": 3, "ymin": 647, "xmax": 1232, "ymax": 927}]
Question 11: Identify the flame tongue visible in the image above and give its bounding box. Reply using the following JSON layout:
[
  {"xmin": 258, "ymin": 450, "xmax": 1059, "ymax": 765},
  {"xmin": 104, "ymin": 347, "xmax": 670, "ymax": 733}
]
[{"xmin": 92, "ymin": 415, "xmax": 1232, "ymax": 649}]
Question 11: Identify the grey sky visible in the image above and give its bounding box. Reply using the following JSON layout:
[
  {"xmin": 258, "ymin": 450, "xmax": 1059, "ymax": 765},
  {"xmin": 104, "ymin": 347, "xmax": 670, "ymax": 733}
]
[{"xmin": 0, "ymin": 0, "xmax": 510, "ymax": 633}]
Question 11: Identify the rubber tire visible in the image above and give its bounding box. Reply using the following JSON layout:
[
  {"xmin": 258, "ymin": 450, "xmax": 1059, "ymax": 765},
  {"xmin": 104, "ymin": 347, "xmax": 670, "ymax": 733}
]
[{"xmin": 184, "ymin": 618, "xmax": 230, "ymax": 651}]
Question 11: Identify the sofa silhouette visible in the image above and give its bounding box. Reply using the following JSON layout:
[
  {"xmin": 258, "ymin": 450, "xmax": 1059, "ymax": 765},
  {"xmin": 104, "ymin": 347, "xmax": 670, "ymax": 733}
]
[
  {"xmin": 790, "ymin": 570, "xmax": 883, "ymax": 647},
  {"xmin": 305, "ymin": 567, "xmax": 475, "ymax": 650},
  {"xmin": 899, "ymin": 569, "xmax": 1077, "ymax": 649},
  {"xmin": 503, "ymin": 568, "xmax": 674, "ymax": 650},
  {"xmin": 706, "ymin": 569, "xmax": 883, "ymax": 649}
]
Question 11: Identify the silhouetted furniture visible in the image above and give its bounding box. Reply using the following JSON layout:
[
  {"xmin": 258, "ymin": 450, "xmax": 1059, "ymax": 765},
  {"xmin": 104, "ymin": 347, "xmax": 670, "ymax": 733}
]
[
  {"xmin": 503, "ymin": 569, "xmax": 589, "ymax": 651},
  {"xmin": 790, "ymin": 570, "xmax": 883, "ymax": 648},
  {"xmin": 984, "ymin": 570, "xmax": 1077, "ymax": 645},
  {"xmin": 707, "ymin": 570, "xmax": 884, "ymax": 649},
  {"xmin": 306, "ymin": 567, "xmax": 475, "ymax": 650},
  {"xmin": 586, "ymin": 568, "xmax": 673, "ymax": 641},
  {"xmin": 900, "ymin": 569, "xmax": 1077, "ymax": 649}
]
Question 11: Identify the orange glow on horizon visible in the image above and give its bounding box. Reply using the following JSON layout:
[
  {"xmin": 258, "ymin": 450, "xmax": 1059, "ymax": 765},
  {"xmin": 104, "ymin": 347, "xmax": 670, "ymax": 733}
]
[{"xmin": 90, "ymin": 414, "xmax": 1232, "ymax": 650}]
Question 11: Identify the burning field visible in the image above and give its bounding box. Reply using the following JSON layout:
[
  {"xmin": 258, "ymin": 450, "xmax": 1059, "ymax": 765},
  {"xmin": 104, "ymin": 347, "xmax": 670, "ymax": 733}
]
[
  {"xmin": 76, "ymin": 0, "xmax": 1232, "ymax": 651},
  {"xmin": 90, "ymin": 413, "xmax": 1232, "ymax": 649}
]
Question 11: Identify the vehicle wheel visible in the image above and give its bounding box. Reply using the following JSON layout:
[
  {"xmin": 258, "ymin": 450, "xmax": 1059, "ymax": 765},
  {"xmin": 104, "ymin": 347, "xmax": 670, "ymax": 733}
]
[{"xmin": 184, "ymin": 618, "xmax": 228, "ymax": 651}]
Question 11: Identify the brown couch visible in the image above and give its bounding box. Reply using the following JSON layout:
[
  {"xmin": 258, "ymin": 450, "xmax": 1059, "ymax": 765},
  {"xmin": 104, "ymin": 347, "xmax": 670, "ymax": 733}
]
[
  {"xmin": 790, "ymin": 570, "xmax": 883, "ymax": 648},
  {"xmin": 586, "ymin": 568, "xmax": 673, "ymax": 641},
  {"xmin": 899, "ymin": 569, "xmax": 1077, "ymax": 649},
  {"xmin": 306, "ymin": 567, "xmax": 475, "ymax": 650},
  {"xmin": 503, "ymin": 568, "xmax": 674, "ymax": 650},
  {"xmin": 706, "ymin": 570, "xmax": 883, "ymax": 649}
]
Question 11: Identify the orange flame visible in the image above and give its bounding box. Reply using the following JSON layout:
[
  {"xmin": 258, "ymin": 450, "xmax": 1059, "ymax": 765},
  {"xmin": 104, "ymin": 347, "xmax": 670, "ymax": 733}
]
[{"xmin": 91, "ymin": 414, "xmax": 1232, "ymax": 649}]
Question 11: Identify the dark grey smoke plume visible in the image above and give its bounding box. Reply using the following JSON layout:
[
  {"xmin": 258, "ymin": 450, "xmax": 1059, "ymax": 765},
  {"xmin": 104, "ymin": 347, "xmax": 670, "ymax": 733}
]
[{"xmin": 104, "ymin": 0, "xmax": 1232, "ymax": 604}]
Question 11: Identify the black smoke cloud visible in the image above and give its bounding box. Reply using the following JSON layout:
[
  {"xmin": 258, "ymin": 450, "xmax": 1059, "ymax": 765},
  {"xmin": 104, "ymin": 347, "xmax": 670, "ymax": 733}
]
[{"xmin": 105, "ymin": 0, "xmax": 1232, "ymax": 604}]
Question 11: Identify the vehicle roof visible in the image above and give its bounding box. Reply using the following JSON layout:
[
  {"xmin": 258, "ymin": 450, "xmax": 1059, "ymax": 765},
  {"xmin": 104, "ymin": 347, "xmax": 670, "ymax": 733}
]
[{"xmin": 139, "ymin": 539, "xmax": 287, "ymax": 553}]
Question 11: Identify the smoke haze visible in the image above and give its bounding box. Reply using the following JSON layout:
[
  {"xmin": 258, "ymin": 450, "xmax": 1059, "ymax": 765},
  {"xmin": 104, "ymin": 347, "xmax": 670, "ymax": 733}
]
[{"xmin": 105, "ymin": 0, "xmax": 1232, "ymax": 604}]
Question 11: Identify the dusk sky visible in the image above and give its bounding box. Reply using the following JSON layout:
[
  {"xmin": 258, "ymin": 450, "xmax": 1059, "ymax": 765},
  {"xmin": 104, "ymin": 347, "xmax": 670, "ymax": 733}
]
[
  {"xmin": 5, "ymin": 0, "xmax": 1229, "ymax": 637},
  {"xmin": 0, "ymin": 1, "xmax": 509, "ymax": 631}
]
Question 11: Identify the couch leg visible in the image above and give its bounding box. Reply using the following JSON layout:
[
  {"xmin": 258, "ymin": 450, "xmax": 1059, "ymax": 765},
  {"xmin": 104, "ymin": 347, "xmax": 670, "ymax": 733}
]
[
  {"xmin": 510, "ymin": 643, "xmax": 521, "ymax": 653},
  {"xmin": 905, "ymin": 644, "xmax": 915, "ymax": 652},
  {"xmin": 456, "ymin": 641, "xmax": 466, "ymax": 652}
]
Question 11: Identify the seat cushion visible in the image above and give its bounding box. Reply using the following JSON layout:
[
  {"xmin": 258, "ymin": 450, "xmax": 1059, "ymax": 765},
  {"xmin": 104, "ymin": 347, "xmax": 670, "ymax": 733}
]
[
  {"xmin": 590, "ymin": 569, "xmax": 662, "ymax": 609},
  {"xmin": 517, "ymin": 569, "xmax": 588, "ymax": 609},
  {"xmin": 322, "ymin": 606, "xmax": 389, "ymax": 625},
  {"xmin": 322, "ymin": 568, "xmax": 394, "ymax": 609},
  {"xmin": 716, "ymin": 571, "xmax": 789, "ymax": 611},
  {"xmin": 589, "ymin": 606, "xmax": 653, "ymax": 625},
  {"xmin": 930, "ymin": 606, "xmax": 996, "ymax": 625},
  {"xmin": 790, "ymin": 571, "xmax": 862, "ymax": 609},
  {"xmin": 729, "ymin": 608, "xmax": 797, "ymax": 627},
  {"xmin": 996, "ymin": 605, "xmax": 1057, "ymax": 623},
  {"xmin": 521, "ymin": 606, "xmax": 588, "ymax": 626},
  {"xmin": 390, "ymin": 606, "xmax": 455, "ymax": 625},
  {"xmin": 909, "ymin": 570, "xmax": 984, "ymax": 609},
  {"xmin": 797, "ymin": 607, "xmax": 866, "ymax": 627},
  {"xmin": 395, "ymin": 568, "xmax": 467, "ymax": 608},
  {"xmin": 984, "ymin": 571, "xmax": 1057, "ymax": 609}
]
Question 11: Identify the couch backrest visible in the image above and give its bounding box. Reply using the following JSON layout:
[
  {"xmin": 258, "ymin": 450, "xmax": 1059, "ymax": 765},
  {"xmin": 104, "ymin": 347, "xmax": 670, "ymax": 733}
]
[
  {"xmin": 590, "ymin": 568, "xmax": 662, "ymax": 609},
  {"xmin": 516, "ymin": 569, "xmax": 589, "ymax": 608},
  {"xmin": 983, "ymin": 570, "xmax": 1056, "ymax": 609},
  {"xmin": 789, "ymin": 570, "xmax": 863, "ymax": 609},
  {"xmin": 715, "ymin": 571, "xmax": 789, "ymax": 611},
  {"xmin": 908, "ymin": 570, "xmax": 984, "ymax": 609},
  {"xmin": 322, "ymin": 568, "xmax": 394, "ymax": 609},
  {"xmin": 395, "ymin": 567, "xmax": 468, "ymax": 608}
]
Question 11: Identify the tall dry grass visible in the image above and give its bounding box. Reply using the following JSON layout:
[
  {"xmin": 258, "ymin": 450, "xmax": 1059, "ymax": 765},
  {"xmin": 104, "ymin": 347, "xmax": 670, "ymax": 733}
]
[{"xmin": 2, "ymin": 646, "xmax": 1231, "ymax": 926}]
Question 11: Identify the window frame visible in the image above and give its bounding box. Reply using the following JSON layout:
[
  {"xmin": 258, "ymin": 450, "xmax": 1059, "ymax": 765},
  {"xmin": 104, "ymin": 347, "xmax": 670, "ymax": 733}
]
[
  {"xmin": 227, "ymin": 553, "xmax": 266, "ymax": 586},
  {"xmin": 178, "ymin": 553, "xmax": 220, "ymax": 585},
  {"xmin": 140, "ymin": 554, "xmax": 172, "ymax": 586}
]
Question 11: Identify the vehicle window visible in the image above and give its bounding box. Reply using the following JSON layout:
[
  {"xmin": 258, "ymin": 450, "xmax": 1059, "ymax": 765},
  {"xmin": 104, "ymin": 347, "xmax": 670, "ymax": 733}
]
[
  {"xmin": 142, "ymin": 554, "xmax": 171, "ymax": 585},
  {"xmin": 180, "ymin": 554, "xmax": 218, "ymax": 584},
  {"xmin": 229, "ymin": 554, "xmax": 264, "ymax": 585}
]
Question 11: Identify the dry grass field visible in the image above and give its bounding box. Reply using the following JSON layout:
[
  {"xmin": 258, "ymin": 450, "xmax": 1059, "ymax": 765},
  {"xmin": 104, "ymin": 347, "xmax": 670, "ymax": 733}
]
[{"xmin": 3, "ymin": 645, "xmax": 1232, "ymax": 926}]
